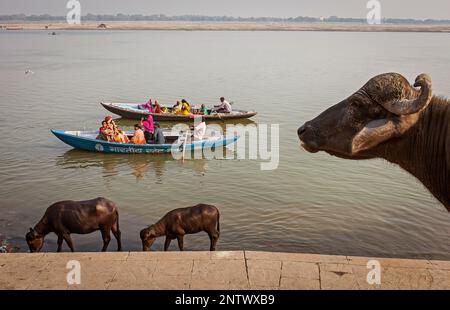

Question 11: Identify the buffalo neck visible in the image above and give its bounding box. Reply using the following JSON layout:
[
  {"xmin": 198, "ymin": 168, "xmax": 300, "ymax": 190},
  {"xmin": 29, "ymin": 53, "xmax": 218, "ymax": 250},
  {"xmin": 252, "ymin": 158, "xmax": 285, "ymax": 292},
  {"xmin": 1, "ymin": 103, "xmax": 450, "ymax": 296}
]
[
  {"xmin": 379, "ymin": 96, "xmax": 450, "ymax": 210},
  {"xmin": 34, "ymin": 217, "xmax": 51, "ymax": 236},
  {"xmin": 152, "ymin": 221, "xmax": 166, "ymax": 237}
]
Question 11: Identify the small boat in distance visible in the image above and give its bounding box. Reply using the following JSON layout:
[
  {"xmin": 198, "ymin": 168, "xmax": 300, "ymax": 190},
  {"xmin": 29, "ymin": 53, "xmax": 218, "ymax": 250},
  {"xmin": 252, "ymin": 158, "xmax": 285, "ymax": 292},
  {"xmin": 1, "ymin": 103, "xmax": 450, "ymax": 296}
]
[
  {"xmin": 100, "ymin": 102, "xmax": 257, "ymax": 121},
  {"xmin": 6, "ymin": 27, "xmax": 23, "ymax": 31},
  {"xmin": 51, "ymin": 130, "xmax": 239, "ymax": 154}
]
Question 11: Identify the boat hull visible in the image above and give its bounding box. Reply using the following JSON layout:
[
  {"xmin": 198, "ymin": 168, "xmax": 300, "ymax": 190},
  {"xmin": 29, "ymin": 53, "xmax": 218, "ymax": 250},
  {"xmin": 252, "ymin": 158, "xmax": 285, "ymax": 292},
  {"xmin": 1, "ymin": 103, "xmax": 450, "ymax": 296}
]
[
  {"xmin": 51, "ymin": 130, "xmax": 238, "ymax": 154},
  {"xmin": 100, "ymin": 102, "xmax": 257, "ymax": 121}
]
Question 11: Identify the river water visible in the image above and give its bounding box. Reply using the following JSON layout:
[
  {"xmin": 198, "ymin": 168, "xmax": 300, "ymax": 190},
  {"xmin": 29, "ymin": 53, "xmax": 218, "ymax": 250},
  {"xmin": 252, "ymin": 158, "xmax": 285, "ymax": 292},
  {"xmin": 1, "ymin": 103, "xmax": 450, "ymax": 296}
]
[{"xmin": 0, "ymin": 30, "xmax": 449, "ymax": 258}]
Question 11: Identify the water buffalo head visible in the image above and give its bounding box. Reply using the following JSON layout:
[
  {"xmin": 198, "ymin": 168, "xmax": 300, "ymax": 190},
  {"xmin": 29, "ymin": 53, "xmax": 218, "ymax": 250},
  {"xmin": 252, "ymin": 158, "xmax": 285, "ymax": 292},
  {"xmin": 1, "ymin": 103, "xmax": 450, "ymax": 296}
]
[
  {"xmin": 298, "ymin": 73, "xmax": 432, "ymax": 159},
  {"xmin": 25, "ymin": 228, "xmax": 44, "ymax": 253},
  {"xmin": 140, "ymin": 226, "xmax": 157, "ymax": 251}
]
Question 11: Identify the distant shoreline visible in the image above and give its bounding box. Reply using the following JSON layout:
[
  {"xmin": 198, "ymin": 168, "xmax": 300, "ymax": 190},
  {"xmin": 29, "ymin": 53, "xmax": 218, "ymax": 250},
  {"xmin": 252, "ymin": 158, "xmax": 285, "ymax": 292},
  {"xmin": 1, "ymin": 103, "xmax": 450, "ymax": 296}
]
[{"xmin": 2, "ymin": 22, "xmax": 450, "ymax": 32}]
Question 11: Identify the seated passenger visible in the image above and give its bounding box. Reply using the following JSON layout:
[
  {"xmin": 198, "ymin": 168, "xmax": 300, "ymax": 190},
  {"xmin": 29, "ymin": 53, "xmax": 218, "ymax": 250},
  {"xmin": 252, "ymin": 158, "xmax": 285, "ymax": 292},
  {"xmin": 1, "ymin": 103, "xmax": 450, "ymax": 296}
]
[
  {"xmin": 141, "ymin": 115, "xmax": 154, "ymax": 143},
  {"xmin": 104, "ymin": 116, "xmax": 118, "ymax": 131},
  {"xmin": 200, "ymin": 104, "xmax": 209, "ymax": 115},
  {"xmin": 105, "ymin": 115, "xmax": 129, "ymax": 143},
  {"xmin": 177, "ymin": 99, "xmax": 191, "ymax": 116},
  {"xmin": 173, "ymin": 101, "xmax": 182, "ymax": 114},
  {"xmin": 113, "ymin": 128, "xmax": 130, "ymax": 144},
  {"xmin": 181, "ymin": 99, "xmax": 190, "ymax": 109},
  {"xmin": 97, "ymin": 120, "xmax": 112, "ymax": 141},
  {"xmin": 131, "ymin": 124, "xmax": 146, "ymax": 144},
  {"xmin": 179, "ymin": 104, "xmax": 191, "ymax": 116},
  {"xmin": 103, "ymin": 116, "xmax": 118, "ymax": 141},
  {"xmin": 138, "ymin": 99, "xmax": 154, "ymax": 113},
  {"xmin": 153, "ymin": 122, "xmax": 166, "ymax": 144},
  {"xmin": 154, "ymin": 100, "xmax": 162, "ymax": 114}
]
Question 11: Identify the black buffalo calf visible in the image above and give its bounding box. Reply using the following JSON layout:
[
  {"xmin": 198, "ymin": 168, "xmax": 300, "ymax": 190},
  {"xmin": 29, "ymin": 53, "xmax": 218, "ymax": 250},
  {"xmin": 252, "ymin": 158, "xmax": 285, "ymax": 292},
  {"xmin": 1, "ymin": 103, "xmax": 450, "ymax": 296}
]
[{"xmin": 140, "ymin": 204, "xmax": 220, "ymax": 251}]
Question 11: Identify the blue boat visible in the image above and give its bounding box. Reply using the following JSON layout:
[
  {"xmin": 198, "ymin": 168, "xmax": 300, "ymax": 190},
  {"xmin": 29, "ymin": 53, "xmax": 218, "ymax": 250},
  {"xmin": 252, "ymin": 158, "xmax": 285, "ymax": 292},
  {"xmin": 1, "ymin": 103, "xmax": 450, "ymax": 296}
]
[{"xmin": 51, "ymin": 130, "xmax": 239, "ymax": 154}]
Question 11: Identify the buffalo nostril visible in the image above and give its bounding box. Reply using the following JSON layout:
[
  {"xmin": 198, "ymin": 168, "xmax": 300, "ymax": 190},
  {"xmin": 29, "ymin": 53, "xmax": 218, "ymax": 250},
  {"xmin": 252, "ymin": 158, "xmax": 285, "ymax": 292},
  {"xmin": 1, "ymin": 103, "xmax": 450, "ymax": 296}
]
[{"xmin": 297, "ymin": 125, "xmax": 306, "ymax": 137}]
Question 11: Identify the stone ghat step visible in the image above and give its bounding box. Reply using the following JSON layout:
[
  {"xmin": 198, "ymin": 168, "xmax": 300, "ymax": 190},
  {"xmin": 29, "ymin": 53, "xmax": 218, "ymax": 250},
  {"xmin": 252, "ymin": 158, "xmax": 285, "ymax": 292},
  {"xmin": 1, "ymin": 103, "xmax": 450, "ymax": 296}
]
[{"xmin": 1, "ymin": 251, "xmax": 449, "ymax": 289}]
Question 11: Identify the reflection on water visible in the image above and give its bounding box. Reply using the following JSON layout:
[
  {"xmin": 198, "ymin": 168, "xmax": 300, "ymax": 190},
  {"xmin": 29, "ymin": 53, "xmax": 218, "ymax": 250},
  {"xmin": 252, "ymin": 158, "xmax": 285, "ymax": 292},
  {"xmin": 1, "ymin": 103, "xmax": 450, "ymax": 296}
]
[{"xmin": 57, "ymin": 149, "xmax": 209, "ymax": 182}]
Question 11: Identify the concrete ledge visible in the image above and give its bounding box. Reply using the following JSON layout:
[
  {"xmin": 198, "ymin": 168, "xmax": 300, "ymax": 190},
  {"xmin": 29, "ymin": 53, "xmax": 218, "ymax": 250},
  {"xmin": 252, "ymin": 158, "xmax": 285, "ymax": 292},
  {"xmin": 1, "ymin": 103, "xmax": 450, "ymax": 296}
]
[{"xmin": 1, "ymin": 251, "xmax": 449, "ymax": 290}]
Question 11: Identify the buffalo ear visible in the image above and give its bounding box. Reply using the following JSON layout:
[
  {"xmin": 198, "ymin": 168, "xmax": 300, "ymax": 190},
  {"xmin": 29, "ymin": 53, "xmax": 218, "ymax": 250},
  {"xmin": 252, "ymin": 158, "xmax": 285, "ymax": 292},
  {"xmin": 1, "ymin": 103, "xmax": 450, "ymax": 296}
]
[
  {"xmin": 351, "ymin": 119, "xmax": 398, "ymax": 154},
  {"xmin": 29, "ymin": 227, "xmax": 34, "ymax": 233}
]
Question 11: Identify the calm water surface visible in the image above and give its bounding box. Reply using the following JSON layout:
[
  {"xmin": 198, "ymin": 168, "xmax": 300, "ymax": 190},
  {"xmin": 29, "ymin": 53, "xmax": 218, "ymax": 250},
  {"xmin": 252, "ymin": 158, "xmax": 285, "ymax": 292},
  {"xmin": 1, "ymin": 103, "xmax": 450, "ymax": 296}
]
[{"xmin": 1, "ymin": 30, "xmax": 449, "ymax": 258}]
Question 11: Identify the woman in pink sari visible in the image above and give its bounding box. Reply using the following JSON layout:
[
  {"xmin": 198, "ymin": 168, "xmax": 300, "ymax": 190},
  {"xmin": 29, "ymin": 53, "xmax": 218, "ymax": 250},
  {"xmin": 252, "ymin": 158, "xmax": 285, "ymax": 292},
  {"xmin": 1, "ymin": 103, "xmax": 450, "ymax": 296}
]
[
  {"xmin": 140, "ymin": 115, "xmax": 154, "ymax": 143},
  {"xmin": 138, "ymin": 99, "xmax": 154, "ymax": 113}
]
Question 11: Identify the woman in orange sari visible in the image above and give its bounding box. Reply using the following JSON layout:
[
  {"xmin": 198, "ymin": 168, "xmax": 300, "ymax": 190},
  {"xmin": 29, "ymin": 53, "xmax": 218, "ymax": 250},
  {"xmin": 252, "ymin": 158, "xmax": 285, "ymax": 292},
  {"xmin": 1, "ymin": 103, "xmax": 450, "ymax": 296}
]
[
  {"xmin": 131, "ymin": 124, "xmax": 146, "ymax": 144},
  {"xmin": 113, "ymin": 130, "xmax": 130, "ymax": 143}
]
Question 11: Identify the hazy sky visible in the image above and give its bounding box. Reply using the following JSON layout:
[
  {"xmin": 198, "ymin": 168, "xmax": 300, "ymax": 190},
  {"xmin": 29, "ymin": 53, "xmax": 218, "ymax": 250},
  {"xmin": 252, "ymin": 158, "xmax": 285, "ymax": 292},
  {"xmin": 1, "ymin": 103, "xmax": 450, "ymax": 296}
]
[{"xmin": 1, "ymin": 0, "xmax": 450, "ymax": 19}]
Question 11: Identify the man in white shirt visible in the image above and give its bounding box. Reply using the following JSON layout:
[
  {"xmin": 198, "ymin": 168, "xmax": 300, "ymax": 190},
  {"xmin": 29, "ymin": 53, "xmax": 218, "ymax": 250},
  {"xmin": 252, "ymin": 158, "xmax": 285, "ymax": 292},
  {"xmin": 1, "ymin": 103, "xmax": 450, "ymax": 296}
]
[
  {"xmin": 192, "ymin": 117, "xmax": 207, "ymax": 141},
  {"xmin": 213, "ymin": 97, "xmax": 232, "ymax": 113}
]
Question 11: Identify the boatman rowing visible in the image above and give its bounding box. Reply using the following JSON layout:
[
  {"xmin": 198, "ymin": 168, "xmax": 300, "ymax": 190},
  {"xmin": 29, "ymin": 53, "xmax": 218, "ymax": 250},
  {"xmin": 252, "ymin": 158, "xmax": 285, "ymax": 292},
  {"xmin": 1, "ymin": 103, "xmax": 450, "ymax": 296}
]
[{"xmin": 212, "ymin": 97, "xmax": 232, "ymax": 113}]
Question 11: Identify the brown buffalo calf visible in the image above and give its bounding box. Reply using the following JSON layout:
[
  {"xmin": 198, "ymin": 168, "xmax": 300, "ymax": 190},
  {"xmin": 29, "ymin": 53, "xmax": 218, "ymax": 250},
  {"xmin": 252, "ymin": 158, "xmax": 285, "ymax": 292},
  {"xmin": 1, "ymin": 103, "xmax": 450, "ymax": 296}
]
[
  {"xmin": 140, "ymin": 204, "xmax": 220, "ymax": 251},
  {"xmin": 26, "ymin": 197, "xmax": 122, "ymax": 252}
]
